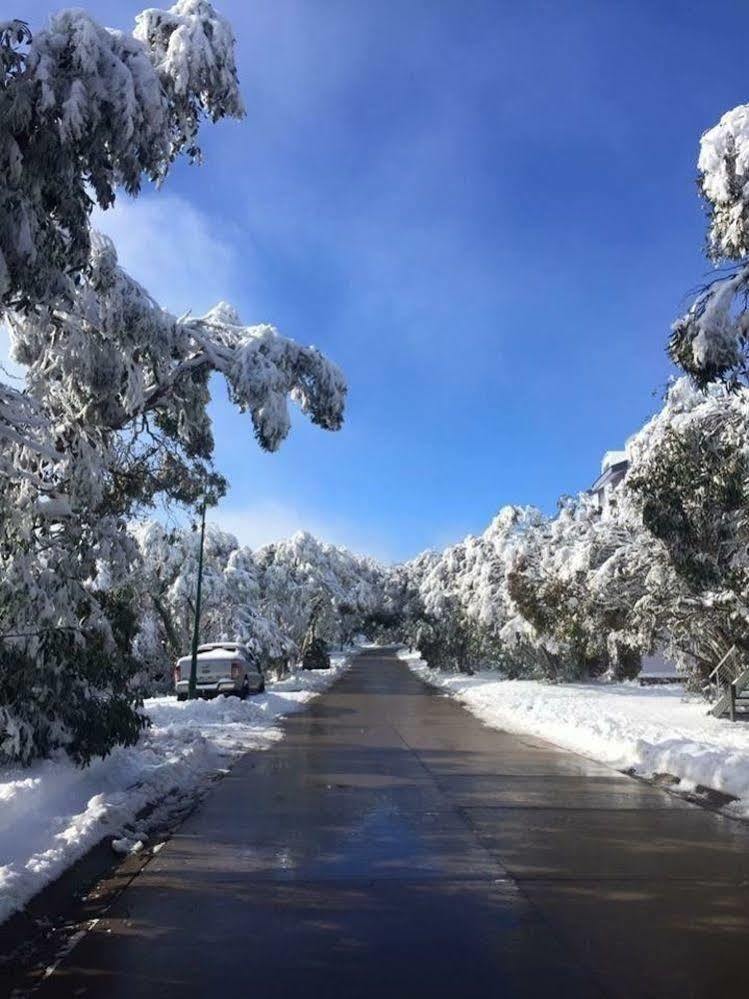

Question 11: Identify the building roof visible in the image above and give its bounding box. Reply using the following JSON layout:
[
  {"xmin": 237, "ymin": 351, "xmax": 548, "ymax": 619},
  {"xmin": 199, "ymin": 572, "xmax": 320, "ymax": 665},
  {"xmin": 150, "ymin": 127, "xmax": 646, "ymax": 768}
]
[
  {"xmin": 589, "ymin": 458, "xmax": 629, "ymax": 495},
  {"xmin": 601, "ymin": 449, "xmax": 628, "ymax": 473}
]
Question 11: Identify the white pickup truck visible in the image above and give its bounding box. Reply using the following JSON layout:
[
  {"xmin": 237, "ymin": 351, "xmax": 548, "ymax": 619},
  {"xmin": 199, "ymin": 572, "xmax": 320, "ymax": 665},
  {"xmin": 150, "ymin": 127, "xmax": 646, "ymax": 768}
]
[{"xmin": 173, "ymin": 643, "xmax": 265, "ymax": 701}]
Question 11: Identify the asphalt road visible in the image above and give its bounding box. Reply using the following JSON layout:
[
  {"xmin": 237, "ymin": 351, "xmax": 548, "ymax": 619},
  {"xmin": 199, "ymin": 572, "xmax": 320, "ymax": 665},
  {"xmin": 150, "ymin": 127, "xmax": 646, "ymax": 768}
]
[{"xmin": 40, "ymin": 651, "xmax": 749, "ymax": 998}]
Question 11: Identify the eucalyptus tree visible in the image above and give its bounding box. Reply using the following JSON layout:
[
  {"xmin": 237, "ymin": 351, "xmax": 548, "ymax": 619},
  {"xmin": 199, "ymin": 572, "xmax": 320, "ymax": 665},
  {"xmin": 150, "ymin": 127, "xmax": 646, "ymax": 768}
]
[
  {"xmin": 251, "ymin": 532, "xmax": 383, "ymax": 653},
  {"xmin": 628, "ymin": 91, "xmax": 749, "ymax": 682},
  {"xmin": 624, "ymin": 379, "xmax": 749, "ymax": 684},
  {"xmin": 0, "ymin": 3, "xmax": 346, "ymax": 763}
]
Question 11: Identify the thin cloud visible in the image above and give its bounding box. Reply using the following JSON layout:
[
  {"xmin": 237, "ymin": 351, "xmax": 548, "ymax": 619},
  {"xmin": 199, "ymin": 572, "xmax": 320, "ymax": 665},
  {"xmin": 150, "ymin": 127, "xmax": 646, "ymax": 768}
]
[
  {"xmin": 92, "ymin": 194, "xmax": 245, "ymax": 318},
  {"xmin": 213, "ymin": 500, "xmax": 395, "ymax": 562}
]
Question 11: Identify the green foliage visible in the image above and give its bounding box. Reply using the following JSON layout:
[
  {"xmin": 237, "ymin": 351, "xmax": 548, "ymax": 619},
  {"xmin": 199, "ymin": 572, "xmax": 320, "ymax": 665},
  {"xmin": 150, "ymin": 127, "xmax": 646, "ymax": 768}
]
[
  {"xmin": 414, "ymin": 608, "xmax": 481, "ymax": 675},
  {"xmin": 627, "ymin": 405, "xmax": 749, "ymax": 682},
  {"xmin": 506, "ymin": 564, "xmax": 603, "ymax": 681},
  {"xmin": 302, "ymin": 637, "xmax": 330, "ymax": 671},
  {"xmin": 360, "ymin": 608, "xmax": 407, "ymax": 644},
  {"xmin": 629, "ymin": 420, "xmax": 747, "ymax": 590},
  {"xmin": 0, "ymin": 587, "xmax": 148, "ymax": 765}
]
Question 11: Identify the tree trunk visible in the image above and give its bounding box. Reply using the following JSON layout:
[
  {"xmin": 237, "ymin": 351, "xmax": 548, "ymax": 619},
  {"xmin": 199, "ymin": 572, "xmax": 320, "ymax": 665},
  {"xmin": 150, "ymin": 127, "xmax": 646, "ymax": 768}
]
[{"xmin": 152, "ymin": 594, "xmax": 181, "ymax": 658}]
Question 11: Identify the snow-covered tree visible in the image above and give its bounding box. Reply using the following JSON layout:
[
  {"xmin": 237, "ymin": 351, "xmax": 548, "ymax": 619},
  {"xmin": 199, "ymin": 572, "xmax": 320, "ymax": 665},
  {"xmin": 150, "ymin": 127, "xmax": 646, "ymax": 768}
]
[
  {"xmin": 368, "ymin": 553, "xmax": 434, "ymax": 648},
  {"xmin": 396, "ymin": 506, "xmax": 556, "ymax": 676},
  {"xmin": 251, "ymin": 532, "xmax": 383, "ymax": 653},
  {"xmin": 0, "ymin": 3, "xmax": 243, "ymax": 311},
  {"xmin": 625, "ymin": 378, "xmax": 749, "ymax": 684},
  {"xmin": 129, "ymin": 522, "xmax": 293, "ymax": 686},
  {"xmin": 635, "ymin": 91, "xmax": 749, "ymax": 683},
  {"xmin": 669, "ymin": 95, "xmax": 749, "ymax": 389},
  {"xmin": 0, "ymin": 3, "xmax": 346, "ymax": 764},
  {"xmin": 504, "ymin": 496, "xmax": 647, "ymax": 681},
  {"xmin": 129, "ymin": 521, "xmax": 242, "ymax": 686},
  {"xmin": 129, "ymin": 524, "xmax": 388, "ymax": 688},
  {"xmin": 411, "ymin": 539, "xmax": 489, "ymax": 673},
  {"xmin": 220, "ymin": 546, "xmax": 293, "ymax": 667}
]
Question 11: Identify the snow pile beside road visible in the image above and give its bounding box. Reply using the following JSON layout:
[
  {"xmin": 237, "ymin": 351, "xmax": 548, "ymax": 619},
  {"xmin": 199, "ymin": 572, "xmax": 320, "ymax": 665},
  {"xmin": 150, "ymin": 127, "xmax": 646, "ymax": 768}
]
[
  {"xmin": 401, "ymin": 651, "xmax": 749, "ymax": 815},
  {"xmin": 0, "ymin": 656, "xmax": 350, "ymax": 925}
]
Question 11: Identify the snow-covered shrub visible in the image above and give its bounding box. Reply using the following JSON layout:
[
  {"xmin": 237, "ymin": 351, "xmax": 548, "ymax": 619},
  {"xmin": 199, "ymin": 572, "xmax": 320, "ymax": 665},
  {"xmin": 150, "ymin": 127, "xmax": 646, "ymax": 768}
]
[{"xmin": 0, "ymin": 586, "xmax": 146, "ymax": 765}]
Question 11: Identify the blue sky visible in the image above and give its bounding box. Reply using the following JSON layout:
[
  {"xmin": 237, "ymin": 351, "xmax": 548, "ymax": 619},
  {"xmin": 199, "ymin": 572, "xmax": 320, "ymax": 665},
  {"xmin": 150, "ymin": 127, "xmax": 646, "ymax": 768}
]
[{"xmin": 11, "ymin": 0, "xmax": 749, "ymax": 559}]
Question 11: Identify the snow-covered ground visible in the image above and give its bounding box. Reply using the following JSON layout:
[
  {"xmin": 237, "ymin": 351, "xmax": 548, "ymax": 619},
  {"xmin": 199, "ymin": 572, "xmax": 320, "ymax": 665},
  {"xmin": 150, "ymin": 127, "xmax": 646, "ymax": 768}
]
[
  {"xmin": 0, "ymin": 656, "xmax": 351, "ymax": 926},
  {"xmin": 401, "ymin": 651, "xmax": 749, "ymax": 817}
]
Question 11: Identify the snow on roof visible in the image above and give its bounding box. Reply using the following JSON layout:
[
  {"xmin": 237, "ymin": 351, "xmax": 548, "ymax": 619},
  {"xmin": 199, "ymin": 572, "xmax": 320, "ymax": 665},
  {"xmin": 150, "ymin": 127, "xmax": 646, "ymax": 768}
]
[{"xmin": 601, "ymin": 449, "xmax": 628, "ymax": 473}]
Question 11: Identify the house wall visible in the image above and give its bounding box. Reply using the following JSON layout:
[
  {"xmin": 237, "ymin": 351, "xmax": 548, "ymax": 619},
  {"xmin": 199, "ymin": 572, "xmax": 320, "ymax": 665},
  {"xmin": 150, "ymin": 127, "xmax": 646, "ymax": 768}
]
[{"xmin": 640, "ymin": 649, "xmax": 678, "ymax": 678}]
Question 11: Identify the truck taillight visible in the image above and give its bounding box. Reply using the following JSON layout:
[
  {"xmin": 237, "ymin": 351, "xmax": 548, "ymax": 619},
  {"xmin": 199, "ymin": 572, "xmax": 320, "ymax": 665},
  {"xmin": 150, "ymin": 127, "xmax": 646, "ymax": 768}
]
[
  {"xmin": 230, "ymin": 661, "xmax": 243, "ymax": 679},
  {"xmin": 173, "ymin": 664, "xmax": 181, "ymax": 683}
]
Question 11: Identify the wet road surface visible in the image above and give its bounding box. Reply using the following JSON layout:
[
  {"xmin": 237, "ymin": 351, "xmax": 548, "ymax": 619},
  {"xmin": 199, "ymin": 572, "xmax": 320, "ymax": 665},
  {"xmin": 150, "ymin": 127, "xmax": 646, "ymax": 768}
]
[{"xmin": 40, "ymin": 651, "xmax": 749, "ymax": 998}]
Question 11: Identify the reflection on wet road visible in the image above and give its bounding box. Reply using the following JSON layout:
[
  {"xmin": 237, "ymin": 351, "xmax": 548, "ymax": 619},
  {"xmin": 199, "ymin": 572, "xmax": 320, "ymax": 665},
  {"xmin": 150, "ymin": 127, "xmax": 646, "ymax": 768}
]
[{"xmin": 39, "ymin": 651, "xmax": 749, "ymax": 998}]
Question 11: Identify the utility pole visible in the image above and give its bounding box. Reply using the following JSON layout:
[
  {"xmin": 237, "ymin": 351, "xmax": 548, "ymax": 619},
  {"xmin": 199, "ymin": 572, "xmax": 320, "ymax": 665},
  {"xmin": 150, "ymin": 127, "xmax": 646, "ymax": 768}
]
[{"xmin": 188, "ymin": 489, "xmax": 207, "ymax": 700}]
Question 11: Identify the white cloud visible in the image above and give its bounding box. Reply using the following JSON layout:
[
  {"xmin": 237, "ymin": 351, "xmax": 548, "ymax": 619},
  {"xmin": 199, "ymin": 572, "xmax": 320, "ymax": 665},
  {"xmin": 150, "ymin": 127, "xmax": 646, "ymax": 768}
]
[
  {"xmin": 2, "ymin": 191, "xmax": 243, "ymax": 388},
  {"xmin": 92, "ymin": 194, "xmax": 245, "ymax": 317},
  {"xmin": 211, "ymin": 499, "xmax": 394, "ymax": 562}
]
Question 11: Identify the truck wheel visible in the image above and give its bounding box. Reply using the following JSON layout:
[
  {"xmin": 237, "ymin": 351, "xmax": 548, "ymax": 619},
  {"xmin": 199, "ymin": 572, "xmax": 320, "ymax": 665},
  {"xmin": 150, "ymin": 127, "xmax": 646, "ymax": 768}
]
[{"xmin": 177, "ymin": 693, "xmax": 187, "ymax": 702}]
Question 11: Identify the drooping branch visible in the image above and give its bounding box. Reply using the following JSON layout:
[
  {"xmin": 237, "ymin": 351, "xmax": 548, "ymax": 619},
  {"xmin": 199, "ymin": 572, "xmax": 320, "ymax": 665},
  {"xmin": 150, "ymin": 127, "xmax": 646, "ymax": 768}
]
[
  {"xmin": 1, "ymin": 235, "xmax": 346, "ymax": 520},
  {"xmin": 669, "ymin": 264, "xmax": 749, "ymax": 388},
  {"xmin": 0, "ymin": 2, "xmax": 244, "ymax": 313}
]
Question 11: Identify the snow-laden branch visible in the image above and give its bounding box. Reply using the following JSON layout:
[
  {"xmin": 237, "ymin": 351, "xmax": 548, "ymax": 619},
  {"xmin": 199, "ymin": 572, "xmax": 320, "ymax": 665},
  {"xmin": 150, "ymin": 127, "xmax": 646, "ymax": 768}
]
[
  {"xmin": 0, "ymin": 1, "xmax": 244, "ymax": 311},
  {"xmin": 0, "ymin": 250, "xmax": 345, "ymax": 533},
  {"xmin": 669, "ymin": 264, "xmax": 749, "ymax": 388},
  {"xmin": 700, "ymin": 104, "xmax": 749, "ymax": 260},
  {"xmin": 190, "ymin": 305, "xmax": 346, "ymax": 448},
  {"xmin": 668, "ymin": 98, "xmax": 749, "ymax": 391},
  {"xmin": 0, "ymin": 382, "xmax": 60, "ymax": 463},
  {"xmin": 6, "ymin": 233, "xmax": 345, "ymax": 460}
]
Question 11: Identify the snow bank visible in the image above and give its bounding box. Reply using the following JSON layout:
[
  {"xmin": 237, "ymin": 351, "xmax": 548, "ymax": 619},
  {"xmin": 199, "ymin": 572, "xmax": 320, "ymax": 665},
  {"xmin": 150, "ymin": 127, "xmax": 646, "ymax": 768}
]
[
  {"xmin": 0, "ymin": 656, "xmax": 350, "ymax": 925},
  {"xmin": 401, "ymin": 652, "xmax": 749, "ymax": 816}
]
